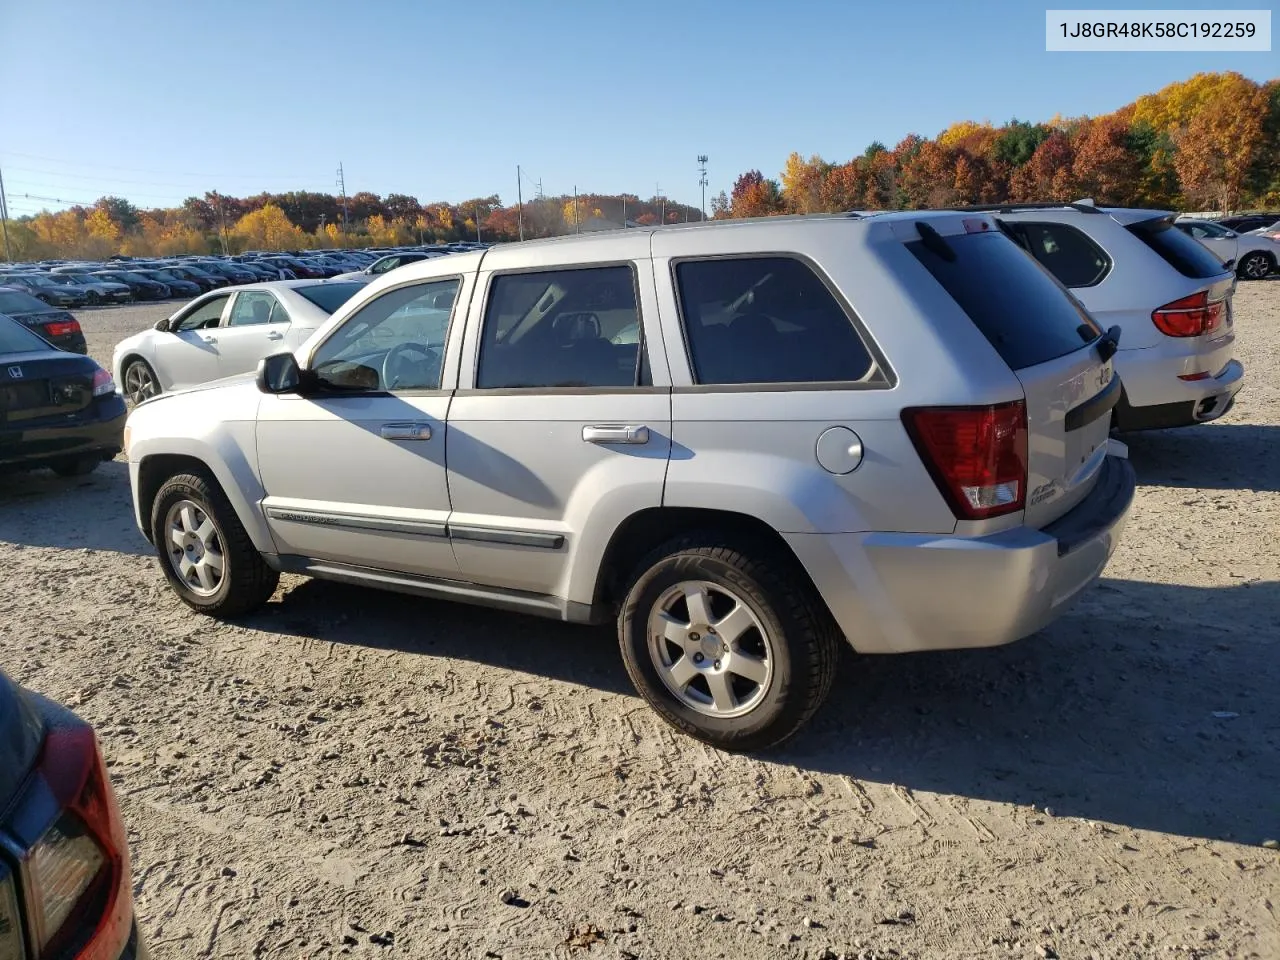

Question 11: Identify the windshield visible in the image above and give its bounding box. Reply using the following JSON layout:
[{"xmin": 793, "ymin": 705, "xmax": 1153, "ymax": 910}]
[
  {"xmin": 296, "ymin": 282, "xmax": 364, "ymax": 314},
  {"xmin": 145, "ymin": 269, "xmax": 181, "ymax": 282},
  {"xmin": 0, "ymin": 290, "xmax": 50, "ymax": 313}
]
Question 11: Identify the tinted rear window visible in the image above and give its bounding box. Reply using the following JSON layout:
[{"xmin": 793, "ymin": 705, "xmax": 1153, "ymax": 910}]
[
  {"xmin": 0, "ymin": 290, "xmax": 48, "ymax": 314},
  {"xmin": 1126, "ymin": 216, "xmax": 1228, "ymax": 279},
  {"xmin": 0, "ymin": 314, "xmax": 50, "ymax": 352},
  {"xmin": 907, "ymin": 230, "xmax": 1099, "ymax": 370},
  {"xmin": 296, "ymin": 282, "xmax": 364, "ymax": 314}
]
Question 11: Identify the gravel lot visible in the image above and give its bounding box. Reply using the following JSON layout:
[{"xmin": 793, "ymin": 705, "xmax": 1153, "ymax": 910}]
[{"xmin": 2, "ymin": 288, "xmax": 1277, "ymax": 960}]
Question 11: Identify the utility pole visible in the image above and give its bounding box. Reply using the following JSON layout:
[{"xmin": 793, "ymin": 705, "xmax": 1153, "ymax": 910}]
[
  {"xmin": 574, "ymin": 186, "xmax": 580, "ymax": 234},
  {"xmin": 517, "ymin": 165, "xmax": 524, "ymax": 241},
  {"xmin": 475, "ymin": 201, "xmax": 482, "ymax": 243},
  {"xmin": 336, "ymin": 162, "xmax": 349, "ymax": 240},
  {"xmin": 621, "ymin": 195, "xmax": 626, "ymax": 228},
  {"xmin": 0, "ymin": 160, "xmax": 11, "ymax": 262},
  {"xmin": 211, "ymin": 191, "xmax": 229, "ymax": 255},
  {"xmin": 656, "ymin": 183, "xmax": 665, "ymax": 226},
  {"xmin": 697, "ymin": 155, "xmax": 709, "ymax": 221}
]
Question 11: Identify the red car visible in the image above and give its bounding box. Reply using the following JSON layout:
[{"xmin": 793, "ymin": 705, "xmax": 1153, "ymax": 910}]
[{"xmin": 0, "ymin": 668, "xmax": 148, "ymax": 959}]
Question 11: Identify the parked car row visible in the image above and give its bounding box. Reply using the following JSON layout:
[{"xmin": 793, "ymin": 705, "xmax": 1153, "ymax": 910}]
[
  {"xmin": 114, "ymin": 201, "xmax": 1243, "ymax": 752},
  {"xmin": 0, "ymin": 242, "xmax": 484, "ymax": 307}
]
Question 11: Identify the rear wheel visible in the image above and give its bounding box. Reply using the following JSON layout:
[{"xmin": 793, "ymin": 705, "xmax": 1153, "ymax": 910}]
[
  {"xmin": 51, "ymin": 457, "xmax": 101, "ymax": 478},
  {"xmin": 151, "ymin": 472, "xmax": 278, "ymax": 617},
  {"xmin": 1237, "ymin": 251, "xmax": 1274, "ymax": 281},
  {"xmin": 123, "ymin": 359, "xmax": 159, "ymax": 404},
  {"xmin": 617, "ymin": 534, "xmax": 840, "ymax": 752},
  {"xmin": 85, "ymin": 291, "xmax": 101, "ymax": 305}
]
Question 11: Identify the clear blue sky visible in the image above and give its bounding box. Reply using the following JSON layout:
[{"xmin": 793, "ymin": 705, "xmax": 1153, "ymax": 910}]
[{"xmin": 0, "ymin": 0, "xmax": 1274, "ymax": 217}]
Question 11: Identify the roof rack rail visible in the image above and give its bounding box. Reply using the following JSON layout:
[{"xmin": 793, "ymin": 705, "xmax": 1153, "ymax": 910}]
[{"xmin": 946, "ymin": 200, "xmax": 1102, "ymax": 215}]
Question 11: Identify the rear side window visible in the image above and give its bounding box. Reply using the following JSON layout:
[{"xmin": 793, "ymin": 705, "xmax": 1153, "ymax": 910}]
[
  {"xmin": 477, "ymin": 266, "xmax": 644, "ymax": 389},
  {"xmin": 1127, "ymin": 217, "xmax": 1228, "ymax": 279},
  {"xmin": 674, "ymin": 257, "xmax": 879, "ymax": 385},
  {"xmin": 908, "ymin": 231, "xmax": 1099, "ymax": 370},
  {"xmin": 1003, "ymin": 221, "xmax": 1110, "ymax": 287}
]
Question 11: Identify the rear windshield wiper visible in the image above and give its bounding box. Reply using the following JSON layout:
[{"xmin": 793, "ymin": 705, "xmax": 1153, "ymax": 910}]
[
  {"xmin": 1094, "ymin": 324, "xmax": 1122, "ymax": 363},
  {"xmin": 915, "ymin": 221, "xmax": 956, "ymax": 262}
]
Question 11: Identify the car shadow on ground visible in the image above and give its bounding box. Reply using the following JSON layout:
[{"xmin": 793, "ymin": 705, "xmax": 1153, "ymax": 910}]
[
  {"xmin": 0, "ymin": 459, "xmax": 152, "ymax": 556},
  {"xmin": 255, "ymin": 575, "xmax": 1278, "ymax": 845},
  {"xmin": 1124, "ymin": 421, "xmax": 1280, "ymax": 492}
]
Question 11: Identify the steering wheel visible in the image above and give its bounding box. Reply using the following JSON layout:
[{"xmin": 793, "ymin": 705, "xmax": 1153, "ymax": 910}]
[{"xmin": 381, "ymin": 341, "xmax": 439, "ymax": 390}]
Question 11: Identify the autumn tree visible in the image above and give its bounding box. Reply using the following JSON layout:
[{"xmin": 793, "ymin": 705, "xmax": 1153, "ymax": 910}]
[
  {"xmin": 781, "ymin": 152, "xmax": 831, "ymax": 214},
  {"xmin": 899, "ymin": 141, "xmax": 957, "ymax": 208},
  {"xmin": 729, "ymin": 171, "xmax": 783, "ymax": 217},
  {"xmin": 1175, "ymin": 79, "xmax": 1270, "ymax": 211},
  {"xmin": 709, "ymin": 191, "xmax": 731, "ymax": 219},
  {"xmin": 1008, "ymin": 131, "xmax": 1078, "ymax": 201},
  {"xmin": 1071, "ymin": 113, "xmax": 1143, "ymax": 205},
  {"xmin": 230, "ymin": 203, "xmax": 308, "ymax": 251}
]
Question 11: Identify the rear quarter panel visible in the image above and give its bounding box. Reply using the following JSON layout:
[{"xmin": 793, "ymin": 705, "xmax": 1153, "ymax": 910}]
[{"xmin": 650, "ymin": 218, "xmax": 1027, "ymax": 537}]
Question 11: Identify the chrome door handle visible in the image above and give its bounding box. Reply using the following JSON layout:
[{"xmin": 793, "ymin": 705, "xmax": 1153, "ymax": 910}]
[
  {"xmin": 201, "ymin": 335, "xmax": 218, "ymax": 344},
  {"xmin": 266, "ymin": 330, "xmax": 284, "ymax": 341},
  {"xmin": 582, "ymin": 424, "xmax": 649, "ymax": 445},
  {"xmin": 380, "ymin": 421, "xmax": 431, "ymax": 441}
]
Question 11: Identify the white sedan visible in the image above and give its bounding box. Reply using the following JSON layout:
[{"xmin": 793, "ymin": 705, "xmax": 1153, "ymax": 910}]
[
  {"xmin": 1174, "ymin": 218, "xmax": 1278, "ymax": 281},
  {"xmin": 332, "ymin": 251, "xmax": 445, "ymax": 283},
  {"xmin": 112, "ymin": 280, "xmax": 365, "ymax": 403}
]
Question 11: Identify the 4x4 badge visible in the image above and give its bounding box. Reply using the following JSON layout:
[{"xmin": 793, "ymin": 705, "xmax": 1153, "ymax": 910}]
[{"xmin": 6, "ymin": 366, "xmax": 22, "ymax": 379}]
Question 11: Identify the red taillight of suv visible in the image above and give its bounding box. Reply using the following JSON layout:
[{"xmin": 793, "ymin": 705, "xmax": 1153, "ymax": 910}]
[
  {"xmin": 903, "ymin": 401, "xmax": 1028, "ymax": 520},
  {"xmin": 43, "ymin": 320, "xmax": 82, "ymax": 339},
  {"xmin": 1151, "ymin": 292, "xmax": 1225, "ymax": 338},
  {"xmin": 25, "ymin": 725, "xmax": 133, "ymax": 960}
]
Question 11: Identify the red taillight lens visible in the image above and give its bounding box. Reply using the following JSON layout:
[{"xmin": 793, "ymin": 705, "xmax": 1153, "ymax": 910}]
[
  {"xmin": 90, "ymin": 368, "xmax": 116, "ymax": 398},
  {"xmin": 28, "ymin": 726, "xmax": 133, "ymax": 960},
  {"xmin": 42, "ymin": 320, "xmax": 82, "ymax": 339},
  {"xmin": 903, "ymin": 401, "xmax": 1028, "ymax": 520},
  {"xmin": 1151, "ymin": 292, "xmax": 1225, "ymax": 338}
]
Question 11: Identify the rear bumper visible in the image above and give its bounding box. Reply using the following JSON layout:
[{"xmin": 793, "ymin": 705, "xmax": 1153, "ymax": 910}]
[
  {"xmin": 786, "ymin": 454, "xmax": 1137, "ymax": 655},
  {"xmin": 1115, "ymin": 358, "xmax": 1244, "ymax": 431},
  {"xmin": 0, "ymin": 397, "xmax": 126, "ymax": 469}
]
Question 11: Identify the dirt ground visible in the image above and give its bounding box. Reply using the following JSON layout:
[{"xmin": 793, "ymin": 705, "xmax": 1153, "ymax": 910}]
[{"xmin": 1, "ymin": 286, "xmax": 1277, "ymax": 960}]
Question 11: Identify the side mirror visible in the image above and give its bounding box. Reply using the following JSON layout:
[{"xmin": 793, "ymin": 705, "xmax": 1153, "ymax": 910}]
[
  {"xmin": 257, "ymin": 352, "xmax": 302, "ymax": 394},
  {"xmin": 1224, "ymin": 231, "xmax": 1238, "ymax": 238},
  {"xmin": 154, "ymin": 317, "xmax": 171, "ymax": 332}
]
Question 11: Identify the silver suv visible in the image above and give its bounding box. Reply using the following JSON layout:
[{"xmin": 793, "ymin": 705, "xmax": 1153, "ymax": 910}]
[
  {"xmin": 991, "ymin": 203, "xmax": 1244, "ymax": 431},
  {"xmin": 123, "ymin": 212, "xmax": 1136, "ymax": 750}
]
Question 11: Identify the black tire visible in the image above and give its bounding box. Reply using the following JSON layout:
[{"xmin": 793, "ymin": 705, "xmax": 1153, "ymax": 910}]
[
  {"xmin": 51, "ymin": 456, "xmax": 101, "ymax": 478},
  {"xmin": 1237, "ymin": 251, "xmax": 1274, "ymax": 281},
  {"xmin": 86, "ymin": 291, "xmax": 101, "ymax": 305},
  {"xmin": 617, "ymin": 533, "xmax": 841, "ymax": 752},
  {"xmin": 150, "ymin": 471, "xmax": 279, "ymax": 618},
  {"xmin": 123, "ymin": 358, "xmax": 160, "ymax": 404}
]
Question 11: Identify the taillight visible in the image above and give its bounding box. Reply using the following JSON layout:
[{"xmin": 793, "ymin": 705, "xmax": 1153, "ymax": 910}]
[
  {"xmin": 42, "ymin": 320, "xmax": 82, "ymax": 339},
  {"xmin": 903, "ymin": 401, "xmax": 1028, "ymax": 520},
  {"xmin": 1151, "ymin": 292, "xmax": 1225, "ymax": 338},
  {"xmin": 25, "ymin": 726, "xmax": 133, "ymax": 960},
  {"xmin": 90, "ymin": 368, "xmax": 116, "ymax": 397}
]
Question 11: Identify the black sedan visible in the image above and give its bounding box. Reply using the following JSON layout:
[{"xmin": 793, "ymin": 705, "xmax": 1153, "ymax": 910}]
[
  {"xmin": 157, "ymin": 263, "xmax": 228, "ymax": 291},
  {"xmin": 0, "ymin": 668, "xmax": 149, "ymax": 959},
  {"xmin": 91, "ymin": 270, "xmax": 170, "ymax": 301},
  {"xmin": 0, "ymin": 272, "xmax": 87, "ymax": 308},
  {"xmin": 131, "ymin": 269, "xmax": 201, "ymax": 298},
  {"xmin": 0, "ymin": 313, "xmax": 123, "ymax": 476},
  {"xmin": 0, "ymin": 287, "xmax": 86, "ymax": 353}
]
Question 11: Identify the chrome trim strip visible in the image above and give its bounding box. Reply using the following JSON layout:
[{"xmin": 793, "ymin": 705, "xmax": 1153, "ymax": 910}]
[
  {"xmin": 448, "ymin": 524, "xmax": 565, "ymax": 549},
  {"xmin": 264, "ymin": 507, "xmax": 448, "ymax": 538}
]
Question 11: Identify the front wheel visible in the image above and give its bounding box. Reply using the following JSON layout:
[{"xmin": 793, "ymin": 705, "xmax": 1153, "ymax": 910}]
[
  {"xmin": 1237, "ymin": 251, "xmax": 1274, "ymax": 281},
  {"xmin": 123, "ymin": 359, "xmax": 159, "ymax": 404},
  {"xmin": 617, "ymin": 535, "xmax": 840, "ymax": 752},
  {"xmin": 150, "ymin": 472, "xmax": 279, "ymax": 618}
]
